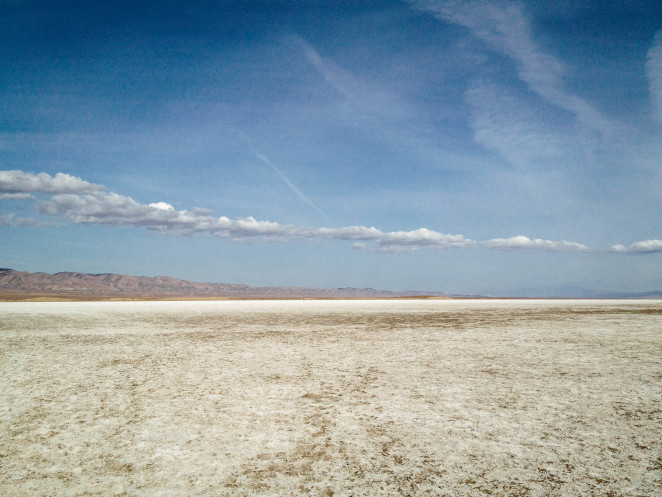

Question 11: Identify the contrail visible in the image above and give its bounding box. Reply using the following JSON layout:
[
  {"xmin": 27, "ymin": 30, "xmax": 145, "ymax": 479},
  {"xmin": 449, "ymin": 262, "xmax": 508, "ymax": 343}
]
[
  {"xmin": 255, "ymin": 153, "xmax": 324, "ymax": 216},
  {"xmin": 231, "ymin": 128, "xmax": 324, "ymax": 216}
]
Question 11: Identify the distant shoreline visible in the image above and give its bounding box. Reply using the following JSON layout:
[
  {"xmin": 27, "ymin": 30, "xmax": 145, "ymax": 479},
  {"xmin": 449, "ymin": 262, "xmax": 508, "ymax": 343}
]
[{"xmin": 2, "ymin": 294, "xmax": 660, "ymax": 302}]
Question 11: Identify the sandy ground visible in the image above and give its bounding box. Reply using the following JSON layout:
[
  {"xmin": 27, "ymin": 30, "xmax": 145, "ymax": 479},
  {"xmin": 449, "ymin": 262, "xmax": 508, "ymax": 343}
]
[{"xmin": 1, "ymin": 299, "xmax": 661, "ymax": 496}]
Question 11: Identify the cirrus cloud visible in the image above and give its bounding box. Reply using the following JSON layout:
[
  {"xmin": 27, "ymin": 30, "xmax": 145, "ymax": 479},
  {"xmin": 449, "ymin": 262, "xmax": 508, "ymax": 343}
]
[
  {"xmin": 647, "ymin": 29, "xmax": 662, "ymax": 123},
  {"xmin": 410, "ymin": 0, "xmax": 615, "ymax": 136}
]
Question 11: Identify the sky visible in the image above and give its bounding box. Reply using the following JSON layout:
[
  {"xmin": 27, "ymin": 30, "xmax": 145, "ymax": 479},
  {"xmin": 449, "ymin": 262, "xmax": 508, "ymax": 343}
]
[{"xmin": 1, "ymin": 0, "xmax": 661, "ymax": 295}]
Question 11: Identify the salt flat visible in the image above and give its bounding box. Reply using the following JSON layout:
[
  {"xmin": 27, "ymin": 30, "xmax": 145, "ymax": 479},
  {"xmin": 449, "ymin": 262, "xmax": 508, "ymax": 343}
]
[{"xmin": 1, "ymin": 299, "xmax": 661, "ymax": 496}]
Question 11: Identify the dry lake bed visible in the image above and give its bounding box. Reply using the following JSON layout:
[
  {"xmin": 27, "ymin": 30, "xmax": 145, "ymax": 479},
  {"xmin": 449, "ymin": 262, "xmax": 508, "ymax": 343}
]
[{"xmin": 1, "ymin": 299, "xmax": 661, "ymax": 496}]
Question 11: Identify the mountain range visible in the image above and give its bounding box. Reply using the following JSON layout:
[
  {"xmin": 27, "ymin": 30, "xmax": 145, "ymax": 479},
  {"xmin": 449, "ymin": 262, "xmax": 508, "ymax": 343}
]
[
  {"xmin": 1, "ymin": 268, "xmax": 660, "ymax": 300},
  {"xmin": 0, "ymin": 268, "xmax": 446, "ymax": 300}
]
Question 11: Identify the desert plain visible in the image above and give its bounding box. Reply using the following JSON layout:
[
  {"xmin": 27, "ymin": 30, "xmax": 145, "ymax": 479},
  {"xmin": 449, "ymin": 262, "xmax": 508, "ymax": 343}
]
[{"xmin": 1, "ymin": 299, "xmax": 661, "ymax": 496}]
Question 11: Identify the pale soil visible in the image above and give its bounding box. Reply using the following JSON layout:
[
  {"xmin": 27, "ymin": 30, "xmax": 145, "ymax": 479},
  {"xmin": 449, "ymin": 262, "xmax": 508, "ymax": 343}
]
[{"xmin": 1, "ymin": 300, "xmax": 661, "ymax": 496}]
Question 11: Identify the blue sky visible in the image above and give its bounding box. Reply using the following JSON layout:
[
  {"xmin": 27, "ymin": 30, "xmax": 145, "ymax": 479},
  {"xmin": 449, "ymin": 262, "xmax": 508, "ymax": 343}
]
[{"xmin": 1, "ymin": 0, "xmax": 661, "ymax": 295}]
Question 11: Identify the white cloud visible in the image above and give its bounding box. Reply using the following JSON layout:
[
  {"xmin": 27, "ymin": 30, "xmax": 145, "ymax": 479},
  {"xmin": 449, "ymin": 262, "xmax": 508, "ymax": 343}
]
[
  {"xmin": 0, "ymin": 213, "xmax": 36, "ymax": 227},
  {"xmin": 611, "ymin": 240, "xmax": 662, "ymax": 254},
  {"xmin": 148, "ymin": 202, "xmax": 175, "ymax": 211},
  {"xmin": 0, "ymin": 170, "xmax": 104, "ymax": 194},
  {"xmin": 410, "ymin": 0, "xmax": 614, "ymax": 135},
  {"xmin": 376, "ymin": 228, "xmax": 476, "ymax": 251},
  {"xmin": 3, "ymin": 169, "xmax": 658, "ymax": 255},
  {"xmin": 483, "ymin": 236, "xmax": 590, "ymax": 251},
  {"xmin": 646, "ymin": 29, "xmax": 662, "ymax": 123}
]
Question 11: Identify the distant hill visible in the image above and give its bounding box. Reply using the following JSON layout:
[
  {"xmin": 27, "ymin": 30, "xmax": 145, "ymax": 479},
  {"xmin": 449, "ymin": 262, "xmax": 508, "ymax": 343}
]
[{"xmin": 0, "ymin": 268, "xmax": 446, "ymax": 300}]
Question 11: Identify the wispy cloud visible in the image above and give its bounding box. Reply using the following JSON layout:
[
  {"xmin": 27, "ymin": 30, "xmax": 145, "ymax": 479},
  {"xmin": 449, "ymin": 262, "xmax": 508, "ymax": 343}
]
[
  {"xmin": 646, "ymin": 29, "xmax": 662, "ymax": 123},
  {"xmin": 299, "ymin": 36, "xmax": 481, "ymax": 179},
  {"xmin": 302, "ymin": 42, "xmax": 353, "ymax": 100},
  {"xmin": 464, "ymin": 82, "xmax": 582, "ymax": 169},
  {"xmin": 301, "ymin": 39, "xmax": 410, "ymax": 121},
  {"xmin": 299, "ymin": 37, "xmax": 422, "ymax": 145},
  {"xmin": 410, "ymin": 0, "xmax": 615, "ymax": 136},
  {"xmin": 0, "ymin": 213, "xmax": 14, "ymax": 225},
  {"xmin": 0, "ymin": 213, "xmax": 36, "ymax": 227},
  {"xmin": 3, "ymin": 169, "xmax": 658, "ymax": 254}
]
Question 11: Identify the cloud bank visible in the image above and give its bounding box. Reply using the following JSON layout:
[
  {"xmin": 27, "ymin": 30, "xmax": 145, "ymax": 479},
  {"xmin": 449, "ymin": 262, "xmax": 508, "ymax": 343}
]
[{"xmin": 0, "ymin": 170, "xmax": 657, "ymax": 254}]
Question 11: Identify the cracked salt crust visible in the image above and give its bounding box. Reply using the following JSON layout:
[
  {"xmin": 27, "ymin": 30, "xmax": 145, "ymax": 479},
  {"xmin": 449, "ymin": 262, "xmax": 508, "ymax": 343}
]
[{"xmin": 1, "ymin": 299, "xmax": 661, "ymax": 496}]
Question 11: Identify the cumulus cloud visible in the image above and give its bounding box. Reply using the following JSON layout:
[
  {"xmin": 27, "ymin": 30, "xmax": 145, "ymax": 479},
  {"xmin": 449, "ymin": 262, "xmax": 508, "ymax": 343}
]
[
  {"xmin": 646, "ymin": 29, "xmax": 662, "ymax": 123},
  {"xmin": 2, "ymin": 169, "xmax": 658, "ymax": 255},
  {"xmin": 483, "ymin": 236, "xmax": 590, "ymax": 251},
  {"xmin": 0, "ymin": 170, "xmax": 104, "ymax": 194},
  {"xmin": 611, "ymin": 240, "xmax": 662, "ymax": 254},
  {"xmin": 410, "ymin": 0, "xmax": 614, "ymax": 136},
  {"xmin": 148, "ymin": 202, "xmax": 175, "ymax": 211},
  {"xmin": 376, "ymin": 228, "xmax": 476, "ymax": 251}
]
